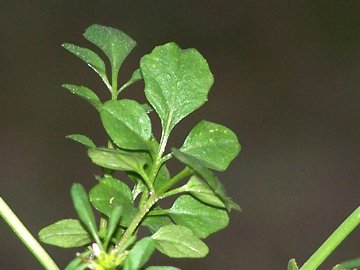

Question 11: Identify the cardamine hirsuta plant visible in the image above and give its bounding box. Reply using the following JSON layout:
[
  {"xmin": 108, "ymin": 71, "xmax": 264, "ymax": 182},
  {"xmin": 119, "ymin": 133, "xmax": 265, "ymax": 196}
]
[
  {"xmin": 1, "ymin": 24, "xmax": 360, "ymax": 270},
  {"xmin": 42, "ymin": 24, "xmax": 240, "ymax": 270}
]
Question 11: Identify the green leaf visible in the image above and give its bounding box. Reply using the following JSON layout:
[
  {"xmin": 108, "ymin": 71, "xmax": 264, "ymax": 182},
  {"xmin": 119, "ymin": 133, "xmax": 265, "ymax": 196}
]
[
  {"xmin": 66, "ymin": 134, "xmax": 96, "ymax": 148},
  {"xmin": 180, "ymin": 176, "xmax": 225, "ymax": 208},
  {"xmin": 88, "ymin": 148, "xmax": 147, "ymax": 172},
  {"xmin": 119, "ymin": 69, "xmax": 143, "ymax": 93},
  {"xmin": 288, "ymin": 259, "xmax": 300, "ymax": 270},
  {"xmin": 124, "ymin": 237, "xmax": 156, "ymax": 270},
  {"xmin": 83, "ymin": 24, "xmax": 136, "ymax": 78},
  {"xmin": 65, "ymin": 251, "xmax": 92, "ymax": 270},
  {"xmin": 151, "ymin": 225, "xmax": 208, "ymax": 258},
  {"xmin": 153, "ymin": 164, "xmax": 171, "ymax": 191},
  {"xmin": 143, "ymin": 214, "xmax": 175, "ymax": 234},
  {"xmin": 89, "ymin": 177, "xmax": 137, "ymax": 227},
  {"xmin": 104, "ymin": 205, "xmax": 122, "ymax": 247},
  {"xmin": 181, "ymin": 121, "xmax": 240, "ymax": 171},
  {"xmin": 146, "ymin": 267, "xmax": 181, "ymax": 270},
  {"xmin": 71, "ymin": 183, "xmax": 100, "ymax": 244},
  {"xmin": 166, "ymin": 195, "xmax": 229, "ymax": 238},
  {"xmin": 62, "ymin": 43, "xmax": 106, "ymax": 78},
  {"xmin": 39, "ymin": 219, "xmax": 91, "ymax": 248},
  {"xmin": 101, "ymin": 99, "xmax": 152, "ymax": 150},
  {"xmin": 333, "ymin": 257, "xmax": 360, "ymax": 270},
  {"xmin": 172, "ymin": 149, "xmax": 240, "ymax": 211},
  {"xmin": 62, "ymin": 84, "xmax": 102, "ymax": 110},
  {"xmin": 141, "ymin": 42, "xmax": 213, "ymax": 132}
]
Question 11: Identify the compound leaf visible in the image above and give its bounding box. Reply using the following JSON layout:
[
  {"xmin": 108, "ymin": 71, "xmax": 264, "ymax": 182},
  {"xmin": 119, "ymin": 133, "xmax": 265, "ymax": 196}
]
[
  {"xmin": 101, "ymin": 99, "xmax": 152, "ymax": 150},
  {"xmin": 141, "ymin": 42, "xmax": 213, "ymax": 132},
  {"xmin": 62, "ymin": 84, "xmax": 102, "ymax": 110},
  {"xmin": 166, "ymin": 195, "xmax": 229, "ymax": 238},
  {"xmin": 83, "ymin": 24, "xmax": 136, "ymax": 78},
  {"xmin": 181, "ymin": 121, "xmax": 240, "ymax": 171},
  {"xmin": 39, "ymin": 219, "xmax": 91, "ymax": 248},
  {"xmin": 151, "ymin": 225, "xmax": 208, "ymax": 258}
]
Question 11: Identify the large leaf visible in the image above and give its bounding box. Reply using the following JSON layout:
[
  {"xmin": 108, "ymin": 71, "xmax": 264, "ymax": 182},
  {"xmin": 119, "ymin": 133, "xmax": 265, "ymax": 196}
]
[
  {"xmin": 66, "ymin": 134, "xmax": 96, "ymax": 148},
  {"xmin": 166, "ymin": 195, "xmax": 229, "ymax": 238},
  {"xmin": 89, "ymin": 177, "xmax": 136, "ymax": 227},
  {"xmin": 172, "ymin": 149, "xmax": 240, "ymax": 211},
  {"xmin": 88, "ymin": 148, "xmax": 147, "ymax": 173},
  {"xmin": 181, "ymin": 121, "xmax": 240, "ymax": 171},
  {"xmin": 39, "ymin": 219, "xmax": 91, "ymax": 248},
  {"xmin": 62, "ymin": 84, "xmax": 102, "ymax": 110},
  {"xmin": 151, "ymin": 225, "xmax": 208, "ymax": 258},
  {"xmin": 179, "ymin": 176, "xmax": 225, "ymax": 208},
  {"xmin": 83, "ymin": 24, "xmax": 136, "ymax": 78},
  {"xmin": 123, "ymin": 237, "xmax": 156, "ymax": 270},
  {"xmin": 70, "ymin": 184, "xmax": 99, "ymax": 243},
  {"xmin": 101, "ymin": 99, "xmax": 152, "ymax": 150},
  {"xmin": 62, "ymin": 43, "xmax": 106, "ymax": 78},
  {"xmin": 141, "ymin": 42, "xmax": 213, "ymax": 132}
]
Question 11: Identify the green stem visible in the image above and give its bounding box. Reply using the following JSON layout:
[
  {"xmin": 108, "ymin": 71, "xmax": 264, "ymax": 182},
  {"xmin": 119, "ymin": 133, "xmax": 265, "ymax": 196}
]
[
  {"xmin": 300, "ymin": 206, "xmax": 360, "ymax": 270},
  {"xmin": 159, "ymin": 167, "xmax": 193, "ymax": 196},
  {"xmin": 0, "ymin": 196, "xmax": 60, "ymax": 270},
  {"xmin": 115, "ymin": 194, "xmax": 158, "ymax": 252}
]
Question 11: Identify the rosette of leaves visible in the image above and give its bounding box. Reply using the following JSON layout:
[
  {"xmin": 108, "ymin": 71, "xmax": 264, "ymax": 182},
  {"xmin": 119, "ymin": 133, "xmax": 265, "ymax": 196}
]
[{"xmin": 38, "ymin": 24, "xmax": 241, "ymax": 270}]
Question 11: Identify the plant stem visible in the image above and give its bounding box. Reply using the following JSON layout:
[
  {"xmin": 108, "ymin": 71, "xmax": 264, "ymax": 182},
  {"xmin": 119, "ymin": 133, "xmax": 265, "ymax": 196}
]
[
  {"xmin": 300, "ymin": 206, "xmax": 360, "ymax": 270},
  {"xmin": 115, "ymin": 194, "xmax": 158, "ymax": 252},
  {"xmin": 0, "ymin": 196, "xmax": 60, "ymax": 270},
  {"xmin": 159, "ymin": 167, "xmax": 193, "ymax": 196}
]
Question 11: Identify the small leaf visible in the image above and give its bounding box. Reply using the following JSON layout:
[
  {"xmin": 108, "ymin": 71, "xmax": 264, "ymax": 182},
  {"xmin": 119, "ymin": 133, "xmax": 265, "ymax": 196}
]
[
  {"xmin": 71, "ymin": 184, "xmax": 99, "ymax": 244},
  {"xmin": 119, "ymin": 69, "xmax": 143, "ymax": 93},
  {"xmin": 39, "ymin": 219, "xmax": 91, "ymax": 248},
  {"xmin": 65, "ymin": 251, "xmax": 92, "ymax": 270},
  {"xmin": 66, "ymin": 134, "xmax": 96, "ymax": 148},
  {"xmin": 89, "ymin": 177, "xmax": 137, "ymax": 227},
  {"xmin": 181, "ymin": 121, "xmax": 240, "ymax": 171},
  {"xmin": 141, "ymin": 42, "xmax": 213, "ymax": 132},
  {"xmin": 124, "ymin": 237, "xmax": 156, "ymax": 270},
  {"xmin": 104, "ymin": 206, "xmax": 122, "ymax": 247},
  {"xmin": 166, "ymin": 195, "xmax": 229, "ymax": 238},
  {"xmin": 62, "ymin": 84, "xmax": 102, "ymax": 110},
  {"xmin": 88, "ymin": 148, "xmax": 147, "ymax": 172},
  {"xmin": 146, "ymin": 267, "xmax": 181, "ymax": 270},
  {"xmin": 151, "ymin": 225, "xmax": 208, "ymax": 258},
  {"xmin": 288, "ymin": 259, "xmax": 300, "ymax": 270},
  {"xmin": 62, "ymin": 43, "xmax": 106, "ymax": 78},
  {"xmin": 153, "ymin": 164, "xmax": 171, "ymax": 191},
  {"xmin": 180, "ymin": 175, "xmax": 225, "ymax": 208},
  {"xmin": 101, "ymin": 99, "xmax": 152, "ymax": 150},
  {"xmin": 83, "ymin": 24, "xmax": 136, "ymax": 77},
  {"xmin": 172, "ymin": 149, "xmax": 240, "ymax": 211}
]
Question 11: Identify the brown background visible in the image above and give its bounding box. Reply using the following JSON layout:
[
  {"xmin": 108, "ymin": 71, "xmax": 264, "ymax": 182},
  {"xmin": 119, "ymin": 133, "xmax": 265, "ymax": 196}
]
[{"xmin": 1, "ymin": 1, "xmax": 360, "ymax": 269}]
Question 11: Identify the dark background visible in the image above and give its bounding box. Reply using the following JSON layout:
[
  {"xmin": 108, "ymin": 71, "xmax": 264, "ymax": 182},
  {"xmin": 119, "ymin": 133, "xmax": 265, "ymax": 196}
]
[{"xmin": 1, "ymin": 1, "xmax": 360, "ymax": 269}]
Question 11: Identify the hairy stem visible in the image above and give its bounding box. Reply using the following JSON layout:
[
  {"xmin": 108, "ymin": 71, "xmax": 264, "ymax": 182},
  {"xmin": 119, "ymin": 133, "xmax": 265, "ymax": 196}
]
[
  {"xmin": 0, "ymin": 196, "xmax": 60, "ymax": 270},
  {"xmin": 300, "ymin": 206, "xmax": 360, "ymax": 270}
]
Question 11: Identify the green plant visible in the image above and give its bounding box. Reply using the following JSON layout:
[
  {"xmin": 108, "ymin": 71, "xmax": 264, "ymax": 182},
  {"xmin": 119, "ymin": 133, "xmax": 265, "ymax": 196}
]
[
  {"xmin": 1, "ymin": 24, "xmax": 359, "ymax": 270},
  {"xmin": 40, "ymin": 24, "xmax": 240, "ymax": 269}
]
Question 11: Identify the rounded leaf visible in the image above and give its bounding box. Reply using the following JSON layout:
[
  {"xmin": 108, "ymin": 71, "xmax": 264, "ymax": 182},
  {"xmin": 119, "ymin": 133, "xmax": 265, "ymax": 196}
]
[
  {"xmin": 181, "ymin": 121, "xmax": 240, "ymax": 171},
  {"xmin": 101, "ymin": 99, "xmax": 152, "ymax": 150},
  {"xmin": 141, "ymin": 42, "xmax": 213, "ymax": 131}
]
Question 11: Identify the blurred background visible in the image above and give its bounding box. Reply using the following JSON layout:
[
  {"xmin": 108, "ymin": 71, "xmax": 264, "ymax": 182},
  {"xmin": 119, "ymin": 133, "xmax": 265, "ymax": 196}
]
[{"xmin": 1, "ymin": 1, "xmax": 360, "ymax": 269}]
